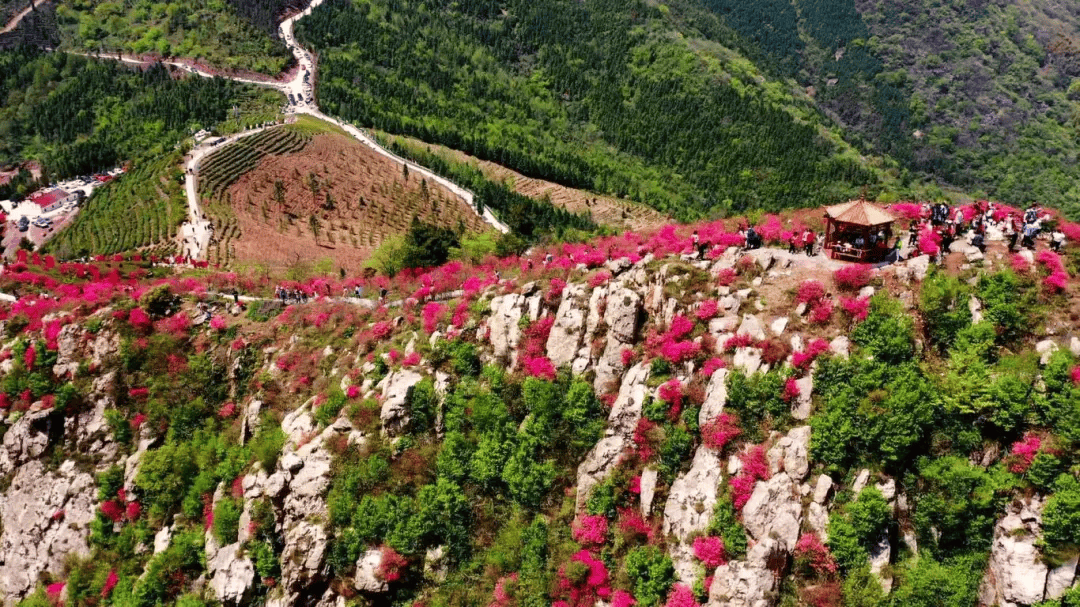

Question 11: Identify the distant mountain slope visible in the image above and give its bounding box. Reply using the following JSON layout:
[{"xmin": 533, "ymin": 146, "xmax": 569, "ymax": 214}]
[
  {"xmin": 699, "ymin": 0, "xmax": 1080, "ymax": 218},
  {"xmin": 296, "ymin": 0, "xmax": 910, "ymax": 220}
]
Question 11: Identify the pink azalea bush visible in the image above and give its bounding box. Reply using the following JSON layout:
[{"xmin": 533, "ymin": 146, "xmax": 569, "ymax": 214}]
[
  {"xmin": 840, "ymin": 296, "xmax": 870, "ymax": 322},
  {"xmin": 572, "ymin": 514, "xmax": 609, "ymax": 546},
  {"xmin": 100, "ymin": 500, "xmax": 125, "ymax": 523},
  {"xmin": 700, "ymin": 357, "xmax": 725, "ymax": 376},
  {"xmin": 833, "ymin": 265, "xmax": 872, "ymax": 290},
  {"xmin": 796, "ymin": 280, "xmax": 826, "ymax": 304},
  {"xmin": 795, "ymin": 532, "xmax": 837, "ymax": 575},
  {"xmin": 490, "ymin": 573, "xmax": 519, "ymax": 607},
  {"xmin": 792, "ymin": 339, "xmax": 830, "ymax": 370},
  {"xmin": 101, "ymin": 570, "xmax": 118, "ymax": 598},
  {"xmin": 378, "ymin": 545, "xmax": 408, "ymax": 582},
  {"xmin": 611, "ymin": 590, "xmax": 637, "ymax": 607},
  {"xmin": 658, "ymin": 378, "xmax": 684, "ymax": 419},
  {"xmin": 783, "ymin": 377, "xmax": 801, "ymax": 402},
  {"xmin": 552, "ymin": 550, "xmax": 611, "ymax": 607},
  {"xmin": 422, "ymin": 302, "xmax": 446, "ymax": 334},
  {"xmin": 701, "ymin": 413, "xmax": 741, "ymax": 451},
  {"xmin": 729, "ymin": 444, "xmax": 770, "ymax": 510},
  {"xmin": 808, "ymin": 298, "xmax": 834, "ymax": 325},
  {"xmin": 1007, "ymin": 433, "xmax": 1042, "ymax": 474},
  {"xmin": 695, "ymin": 300, "xmax": 719, "ymax": 321},
  {"xmin": 693, "ymin": 535, "xmax": 727, "ymax": 568},
  {"xmin": 210, "ymin": 315, "xmax": 227, "ymax": 330},
  {"xmin": 664, "ymin": 583, "xmax": 700, "ymax": 607}
]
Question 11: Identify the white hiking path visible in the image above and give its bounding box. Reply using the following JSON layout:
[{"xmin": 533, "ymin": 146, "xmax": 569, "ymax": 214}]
[
  {"xmin": 169, "ymin": 0, "xmax": 510, "ymax": 260},
  {"xmin": 0, "ymin": 0, "xmax": 42, "ymax": 35}
]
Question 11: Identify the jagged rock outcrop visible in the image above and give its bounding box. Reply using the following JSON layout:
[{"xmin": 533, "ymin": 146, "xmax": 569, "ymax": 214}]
[
  {"xmin": 664, "ymin": 445, "xmax": 725, "ymax": 583},
  {"xmin": 209, "ymin": 542, "xmax": 256, "ymax": 605},
  {"xmin": 593, "ymin": 288, "xmax": 643, "ymax": 392},
  {"xmin": 377, "ymin": 369, "xmax": 424, "ymax": 437},
  {"xmin": 979, "ymin": 497, "xmax": 1078, "ymax": 607},
  {"xmin": 576, "ymin": 362, "xmax": 649, "ymax": 510},
  {"xmin": 546, "ymin": 282, "xmax": 588, "ymax": 369},
  {"xmin": 354, "ymin": 548, "xmax": 388, "ymax": 593},
  {"xmin": 0, "ymin": 460, "xmax": 97, "ymax": 604}
]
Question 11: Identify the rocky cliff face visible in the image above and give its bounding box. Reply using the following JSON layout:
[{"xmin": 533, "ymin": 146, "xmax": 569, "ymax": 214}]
[{"xmin": 0, "ymin": 245, "xmax": 1076, "ymax": 607}]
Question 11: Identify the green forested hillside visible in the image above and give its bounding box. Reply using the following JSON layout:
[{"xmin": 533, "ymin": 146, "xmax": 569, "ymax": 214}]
[
  {"xmin": 0, "ymin": 48, "xmax": 281, "ymax": 181},
  {"xmin": 697, "ymin": 0, "xmax": 1080, "ymax": 217},
  {"xmin": 50, "ymin": 0, "xmax": 291, "ymax": 74},
  {"xmin": 296, "ymin": 0, "xmax": 909, "ymax": 220}
]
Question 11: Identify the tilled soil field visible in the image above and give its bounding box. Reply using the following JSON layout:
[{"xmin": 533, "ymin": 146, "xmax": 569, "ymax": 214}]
[{"xmin": 217, "ymin": 132, "xmax": 490, "ymax": 272}]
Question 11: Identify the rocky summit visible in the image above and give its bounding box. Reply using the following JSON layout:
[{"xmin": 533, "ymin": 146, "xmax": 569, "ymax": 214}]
[{"xmin": 0, "ymin": 219, "xmax": 1079, "ymax": 607}]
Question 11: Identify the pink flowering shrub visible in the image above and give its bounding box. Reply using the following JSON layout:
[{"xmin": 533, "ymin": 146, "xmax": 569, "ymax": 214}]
[
  {"xmin": 589, "ymin": 271, "xmax": 612, "ymax": 288},
  {"xmin": 371, "ymin": 321, "xmax": 393, "ymax": 340},
  {"xmin": 833, "ymin": 265, "xmax": 872, "ymax": 290},
  {"xmin": 552, "ymin": 550, "xmax": 611, "ymax": 607},
  {"xmin": 696, "ymin": 300, "xmax": 719, "ymax": 321},
  {"xmin": 717, "ymin": 268, "xmax": 737, "ymax": 286},
  {"xmin": 889, "ymin": 203, "xmax": 924, "ymax": 220},
  {"xmin": 918, "ymin": 231, "xmax": 941, "ymax": 256},
  {"xmin": 701, "ymin": 413, "xmax": 741, "ymax": 451},
  {"xmin": 1012, "ymin": 254, "xmax": 1032, "ymax": 273},
  {"xmin": 796, "ymin": 280, "xmax": 826, "ymax": 304},
  {"xmin": 519, "ymin": 317, "xmax": 556, "ymax": 379},
  {"xmin": 422, "ymin": 302, "xmax": 446, "ymax": 334},
  {"xmin": 100, "ymin": 500, "xmax": 125, "ymax": 523},
  {"xmin": 701, "ymin": 357, "xmax": 725, "ymax": 376},
  {"xmin": 378, "ymin": 545, "xmax": 407, "ymax": 582},
  {"xmin": 658, "ymin": 378, "xmax": 684, "ymax": 419},
  {"xmin": 1045, "ymin": 272, "xmax": 1069, "ymax": 294},
  {"xmin": 840, "ymin": 296, "xmax": 870, "ymax": 322},
  {"xmin": 668, "ymin": 315, "xmax": 695, "ymax": 340},
  {"xmin": 729, "ymin": 445, "xmax": 771, "ymax": 510},
  {"xmin": 723, "ymin": 333, "xmax": 756, "ymax": 352},
  {"xmin": 546, "ymin": 278, "xmax": 567, "ymax": 304},
  {"xmin": 693, "ymin": 535, "xmax": 727, "ymax": 568},
  {"xmin": 664, "ymin": 583, "xmax": 700, "ymax": 607},
  {"xmin": 403, "ymin": 352, "xmax": 421, "ymax": 366},
  {"xmin": 125, "ymin": 501, "xmax": 141, "ymax": 521},
  {"xmin": 622, "ymin": 349, "xmax": 637, "ymax": 367},
  {"xmin": 346, "ymin": 385, "xmax": 361, "ymax": 399},
  {"xmin": 46, "ymin": 582, "xmax": 64, "ymax": 602},
  {"xmin": 1007, "ymin": 433, "xmax": 1042, "ymax": 473},
  {"xmin": 617, "ymin": 508, "xmax": 654, "ymax": 544},
  {"xmin": 23, "ymin": 345, "xmax": 35, "ymax": 370},
  {"xmin": 210, "ymin": 316, "xmax": 227, "ymax": 330},
  {"xmin": 1037, "ymin": 250, "xmax": 1067, "ymax": 274},
  {"xmin": 633, "ymin": 418, "xmax": 660, "ymax": 462},
  {"xmin": 218, "ymin": 402, "xmax": 238, "ymax": 419},
  {"xmin": 131, "ymin": 413, "xmax": 146, "ymax": 430},
  {"xmin": 809, "ymin": 298, "xmax": 834, "ymax": 325},
  {"xmin": 572, "ymin": 514, "xmax": 609, "ymax": 546},
  {"xmin": 101, "ymin": 570, "xmax": 118, "ymax": 598},
  {"xmin": 783, "ymin": 377, "xmax": 801, "ymax": 402},
  {"xmin": 792, "ymin": 339, "xmax": 830, "ymax": 370},
  {"xmin": 490, "ymin": 573, "xmax": 519, "ymax": 607},
  {"xmin": 795, "ymin": 532, "xmax": 837, "ymax": 575},
  {"xmin": 611, "ymin": 590, "xmax": 637, "ymax": 607},
  {"xmin": 1071, "ymin": 366, "xmax": 1080, "ymax": 385}
]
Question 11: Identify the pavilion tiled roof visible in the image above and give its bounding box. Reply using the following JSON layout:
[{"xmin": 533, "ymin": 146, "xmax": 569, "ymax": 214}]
[{"xmin": 825, "ymin": 199, "xmax": 897, "ymax": 226}]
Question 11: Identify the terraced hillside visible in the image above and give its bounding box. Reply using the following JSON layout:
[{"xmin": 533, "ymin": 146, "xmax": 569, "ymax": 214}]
[
  {"xmin": 199, "ymin": 119, "xmax": 492, "ymax": 272},
  {"xmin": 44, "ymin": 153, "xmax": 185, "ymax": 259}
]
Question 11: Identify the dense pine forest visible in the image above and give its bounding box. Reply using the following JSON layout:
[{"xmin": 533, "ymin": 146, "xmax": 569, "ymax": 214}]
[{"xmin": 295, "ymin": 0, "xmax": 907, "ymax": 220}]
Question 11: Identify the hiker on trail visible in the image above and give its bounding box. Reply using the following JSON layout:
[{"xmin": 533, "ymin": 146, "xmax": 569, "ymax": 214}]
[
  {"xmin": 544, "ymin": 253, "xmax": 553, "ymax": 266},
  {"xmin": 908, "ymin": 222, "xmax": 919, "ymax": 247},
  {"xmin": 1051, "ymin": 229, "xmax": 1066, "ymax": 252},
  {"xmin": 803, "ymin": 229, "xmax": 815, "ymax": 256},
  {"xmin": 355, "ymin": 285, "xmax": 363, "ymax": 298},
  {"xmin": 232, "ymin": 289, "xmax": 239, "ymax": 304},
  {"xmin": 1025, "ymin": 205, "xmax": 1039, "ymax": 226},
  {"xmin": 971, "ymin": 231, "xmax": 986, "ymax": 253},
  {"xmin": 788, "ymin": 231, "xmax": 800, "ymax": 254},
  {"xmin": 1005, "ymin": 218, "xmax": 1018, "ymax": 252},
  {"xmin": 380, "ymin": 287, "xmax": 388, "ymax": 303},
  {"xmin": 1022, "ymin": 223, "xmax": 1039, "ymax": 250}
]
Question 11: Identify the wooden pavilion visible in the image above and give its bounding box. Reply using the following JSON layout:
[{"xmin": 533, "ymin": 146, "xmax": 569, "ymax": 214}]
[{"xmin": 823, "ymin": 199, "xmax": 899, "ymax": 262}]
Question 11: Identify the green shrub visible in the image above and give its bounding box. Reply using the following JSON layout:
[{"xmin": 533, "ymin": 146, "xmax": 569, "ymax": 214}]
[
  {"xmin": 1043, "ymin": 474, "xmax": 1080, "ymax": 549},
  {"xmin": 828, "ymin": 487, "xmax": 892, "ymax": 572},
  {"xmin": 706, "ymin": 494, "xmax": 748, "ymax": 559},
  {"xmin": 625, "ymin": 546, "xmax": 676, "ymax": 607},
  {"xmin": 919, "ymin": 269, "xmax": 972, "ymax": 351},
  {"xmin": 314, "ymin": 389, "xmax": 347, "ymax": 427},
  {"xmin": 912, "ymin": 456, "xmax": 1014, "ymax": 558},
  {"xmin": 725, "ymin": 369, "xmax": 788, "ymax": 441},
  {"xmin": 850, "ymin": 294, "xmax": 915, "ymax": 364},
  {"xmin": 888, "ymin": 553, "xmax": 986, "ymax": 607},
  {"xmin": 130, "ymin": 530, "xmax": 206, "ymax": 607},
  {"xmin": 213, "ymin": 497, "xmax": 242, "ymax": 545},
  {"xmin": 407, "ymin": 378, "xmax": 438, "ymax": 433},
  {"xmin": 250, "ymin": 424, "xmax": 286, "ymax": 473}
]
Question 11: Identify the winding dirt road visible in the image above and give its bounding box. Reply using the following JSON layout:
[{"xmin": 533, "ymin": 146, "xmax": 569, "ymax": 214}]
[
  {"xmin": 0, "ymin": 0, "xmax": 41, "ymax": 34},
  {"xmin": 174, "ymin": 0, "xmax": 508, "ymax": 260}
]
